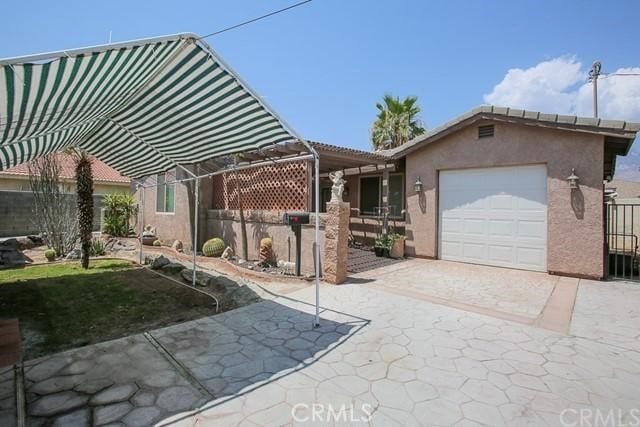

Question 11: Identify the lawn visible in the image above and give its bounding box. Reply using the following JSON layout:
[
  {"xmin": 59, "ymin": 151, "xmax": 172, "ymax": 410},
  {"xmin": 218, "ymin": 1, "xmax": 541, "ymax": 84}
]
[{"xmin": 0, "ymin": 260, "xmax": 217, "ymax": 359}]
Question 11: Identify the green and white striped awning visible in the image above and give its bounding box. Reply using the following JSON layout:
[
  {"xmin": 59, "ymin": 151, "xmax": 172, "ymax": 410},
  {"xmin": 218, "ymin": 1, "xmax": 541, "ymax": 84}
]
[{"xmin": 0, "ymin": 33, "xmax": 301, "ymax": 178}]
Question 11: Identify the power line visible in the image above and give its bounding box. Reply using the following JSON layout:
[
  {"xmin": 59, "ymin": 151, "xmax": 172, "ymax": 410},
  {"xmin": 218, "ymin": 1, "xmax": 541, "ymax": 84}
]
[{"xmin": 197, "ymin": 0, "xmax": 313, "ymax": 40}]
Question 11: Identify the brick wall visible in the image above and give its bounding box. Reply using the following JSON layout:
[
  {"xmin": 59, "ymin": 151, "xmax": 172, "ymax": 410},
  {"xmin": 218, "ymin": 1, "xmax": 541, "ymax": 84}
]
[{"xmin": 0, "ymin": 191, "xmax": 103, "ymax": 237}]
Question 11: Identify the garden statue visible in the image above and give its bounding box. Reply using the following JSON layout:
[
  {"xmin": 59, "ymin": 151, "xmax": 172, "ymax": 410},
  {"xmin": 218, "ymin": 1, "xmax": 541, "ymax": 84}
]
[{"xmin": 328, "ymin": 170, "xmax": 346, "ymax": 202}]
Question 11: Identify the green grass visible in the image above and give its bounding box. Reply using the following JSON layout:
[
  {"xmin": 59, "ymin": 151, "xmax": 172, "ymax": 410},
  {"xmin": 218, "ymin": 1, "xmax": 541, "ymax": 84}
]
[
  {"xmin": 0, "ymin": 259, "xmax": 133, "ymax": 283},
  {"xmin": 0, "ymin": 260, "xmax": 216, "ymax": 359}
]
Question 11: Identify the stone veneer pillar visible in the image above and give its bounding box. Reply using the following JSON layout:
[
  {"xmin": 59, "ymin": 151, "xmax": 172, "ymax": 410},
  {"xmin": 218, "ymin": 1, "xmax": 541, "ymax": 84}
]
[{"xmin": 323, "ymin": 201, "xmax": 350, "ymax": 284}]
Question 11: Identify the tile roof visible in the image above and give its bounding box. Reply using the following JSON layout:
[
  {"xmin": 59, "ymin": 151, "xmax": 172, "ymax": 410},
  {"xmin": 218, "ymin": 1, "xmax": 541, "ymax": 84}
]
[
  {"xmin": 0, "ymin": 153, "xmax": 131, "ymax": 184},
  {"xmin": 380, "ymin": 105, "xmax": 640, "ymax": 159}
]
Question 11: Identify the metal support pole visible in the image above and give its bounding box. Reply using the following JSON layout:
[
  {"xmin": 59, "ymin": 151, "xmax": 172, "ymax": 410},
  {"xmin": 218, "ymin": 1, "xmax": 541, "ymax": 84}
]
[
  {"xmin": 139, "ymin": 184, "xmax": 145, "ymax": 265},
  {"xmin": 192, "ymin": 178, "xmax": 200, "ymax": 287},
  {"xmin": 314, "ymin": 155, "xmax": 321, "ymax": 327}
]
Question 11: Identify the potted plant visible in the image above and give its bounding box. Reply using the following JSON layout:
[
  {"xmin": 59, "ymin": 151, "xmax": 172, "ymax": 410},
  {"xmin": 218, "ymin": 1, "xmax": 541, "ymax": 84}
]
[
  {"xmin": 389, "ymin": 233, "xmax": 405, "ymax": 258},
  {"xmin": 374, "ymin": 234, "xmax": 392, "ymax": 257}
]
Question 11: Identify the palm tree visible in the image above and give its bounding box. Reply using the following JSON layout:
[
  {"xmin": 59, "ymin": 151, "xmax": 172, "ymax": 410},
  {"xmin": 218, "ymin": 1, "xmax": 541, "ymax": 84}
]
[
  {"xmin": 70, "ymin": 149, "xmax": 94, "ymax": 269},
  {"xmin": 371, "ymin": 94, "xmax": 426, "ymax": 150}
]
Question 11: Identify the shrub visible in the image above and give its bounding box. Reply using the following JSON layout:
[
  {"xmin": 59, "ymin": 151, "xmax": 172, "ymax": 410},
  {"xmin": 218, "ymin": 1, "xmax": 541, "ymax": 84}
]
[
  {"xmin": 202, "ymin": 238, "xmax": 225, "ymax": 257},
  {"xmin": 44, "ymin": 249, "xmax": 56, "ymax": 262},
  {"xmin": 89, "ymin": 239, "xmax": 106, "ymax": 257},
  {"xmin": 103, "ymin": 193, "xmax": 138, "ymax": 237}
]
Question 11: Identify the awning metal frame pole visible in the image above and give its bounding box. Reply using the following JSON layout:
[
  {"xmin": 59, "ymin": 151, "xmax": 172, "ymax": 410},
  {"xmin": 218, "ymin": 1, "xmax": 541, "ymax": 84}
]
[
  {"xmin": 139, "ymin": 184, "xmax": 145, "ymax": 265},
  {"xmin": 192, "ymin": 177, "xmax": 200, "ymax": 287}
]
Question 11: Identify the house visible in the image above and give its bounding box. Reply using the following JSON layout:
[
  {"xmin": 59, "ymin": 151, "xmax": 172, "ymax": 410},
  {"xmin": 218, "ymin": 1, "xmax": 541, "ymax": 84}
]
[
  {"xmin": 139, "ymin": 105, "xmax": 640, "ymax": 280},
  {"xmin": 0, "ymin": 154, "xmax": 131, "ymax": 237},
  {"xmin": 0, "ymin": 153, "xmax": 131, "ymax": 194}
]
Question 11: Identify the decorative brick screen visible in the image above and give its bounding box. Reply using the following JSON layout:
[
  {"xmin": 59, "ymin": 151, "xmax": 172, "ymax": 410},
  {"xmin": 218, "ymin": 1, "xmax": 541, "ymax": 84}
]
[{"xmin": 211, "ymin": 161, "xmax": 309, "ymax": 211}]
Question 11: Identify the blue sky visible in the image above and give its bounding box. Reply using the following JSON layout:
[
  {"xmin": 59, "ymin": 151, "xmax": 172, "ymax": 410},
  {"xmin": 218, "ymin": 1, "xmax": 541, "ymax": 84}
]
[{"xmin": 2, "ymin": 0, "xmax": 639, "ymax": 154}]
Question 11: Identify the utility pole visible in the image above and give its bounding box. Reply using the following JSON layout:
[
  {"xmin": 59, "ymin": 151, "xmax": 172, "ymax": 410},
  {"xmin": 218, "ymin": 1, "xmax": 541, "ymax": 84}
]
[{"xmin": 588, "ymin": 61, "xmax": 601, "ymax": 118}]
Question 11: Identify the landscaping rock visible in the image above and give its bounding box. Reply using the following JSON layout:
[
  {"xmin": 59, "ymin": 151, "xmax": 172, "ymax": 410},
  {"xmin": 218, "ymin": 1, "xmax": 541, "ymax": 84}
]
[
  {"xmin": 161, "ymin": 262, "xmax": 185, "ymax": 274},
  {"xmin": 105, "ymin": 238, "xmax": 136, "ymax": 252},
  {"xmin": 171, "ymin": 240, "xmax": 184, "ymax": 252},
  {"xmin": 150, "ymin": 255, "xmax": 170, "ymax": 270},
  {"xmin": 221, "ymin": 246, "xmax": 234, "ymax": 259},
  {"xmin": 180, "ymin": 269, "xmax": 215, "ymax": 287},
  {"xmin": 16, "ymin": 236, "xmax": 36, "ymax": 250},
  {"xmin": 209, "ymin": 275, "xmax": 239, "ymax": 293},
  {"xmin": 65, "ymin": 248, "xmax": 82, "ymax": 260},
  {"xmin": 0, "ymin": 238, "xmax": 27, "ymax": 269}
]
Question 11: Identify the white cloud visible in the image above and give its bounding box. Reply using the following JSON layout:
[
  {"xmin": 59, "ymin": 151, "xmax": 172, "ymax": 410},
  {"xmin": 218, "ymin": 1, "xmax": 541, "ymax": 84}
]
[{"xmin": 484, "ymin": 58, "xmax": 640, "ymax": 180}]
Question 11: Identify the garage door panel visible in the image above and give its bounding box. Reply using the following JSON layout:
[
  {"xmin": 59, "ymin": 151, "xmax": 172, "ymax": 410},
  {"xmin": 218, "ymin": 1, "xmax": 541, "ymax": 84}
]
[{"xmin": 438, "ymin": 165, "xmax": 547, "ymax": 272}]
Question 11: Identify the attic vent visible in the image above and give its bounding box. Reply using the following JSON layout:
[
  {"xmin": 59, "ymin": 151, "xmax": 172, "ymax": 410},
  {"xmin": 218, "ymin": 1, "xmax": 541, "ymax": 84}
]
[{"xmin": 478, "ymin": 124, "xmax": 495, "ymax": 138}]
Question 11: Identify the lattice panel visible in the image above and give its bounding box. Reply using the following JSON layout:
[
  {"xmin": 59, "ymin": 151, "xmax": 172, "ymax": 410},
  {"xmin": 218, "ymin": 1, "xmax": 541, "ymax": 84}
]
[{"xmin": 211, "ymin": 161, "xmax": 308, "ymax": 211}]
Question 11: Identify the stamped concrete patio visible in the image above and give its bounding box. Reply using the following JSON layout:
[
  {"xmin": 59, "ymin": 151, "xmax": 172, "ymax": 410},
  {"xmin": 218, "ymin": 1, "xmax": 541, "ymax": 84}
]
[
  {"xmin": 2, "ymin": 263, "xmax": 639, "ymax": 426},
  {"xmin": 348, "ymin": 259, "xmax": 578, "ymax": 330}
]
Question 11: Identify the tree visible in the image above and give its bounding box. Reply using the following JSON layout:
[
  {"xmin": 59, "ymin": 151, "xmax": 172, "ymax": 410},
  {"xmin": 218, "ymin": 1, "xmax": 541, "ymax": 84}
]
[
  {"xmin": 370, "ymin": 94, "xmax": 426, "ymax": 150},
  {"xmin": 71, "ymin": 150, "xmax": 94, "ymax": 269},
  {"xmin": 28, "ymin": 154, "xmax": 78, "ymax": 256}
]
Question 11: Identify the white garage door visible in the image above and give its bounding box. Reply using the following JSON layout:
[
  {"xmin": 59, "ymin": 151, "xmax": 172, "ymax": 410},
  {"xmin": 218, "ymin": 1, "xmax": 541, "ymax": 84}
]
[{"xmin": 438, "ymin": 165, "xmax": 547, "ymax": 271}]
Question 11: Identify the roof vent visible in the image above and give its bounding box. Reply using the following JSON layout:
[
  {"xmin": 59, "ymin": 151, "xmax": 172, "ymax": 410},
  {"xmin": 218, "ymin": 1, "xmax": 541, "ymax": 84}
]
[{"xmin": 478, "ymin": 124, "xmax": 495, "ymax": 138}]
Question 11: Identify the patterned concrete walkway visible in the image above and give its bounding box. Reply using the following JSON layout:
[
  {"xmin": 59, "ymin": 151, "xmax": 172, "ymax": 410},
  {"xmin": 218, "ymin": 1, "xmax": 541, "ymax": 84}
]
[{"xmin": 2, "ymin": 272, "xmax": 639, "ymax": 426}]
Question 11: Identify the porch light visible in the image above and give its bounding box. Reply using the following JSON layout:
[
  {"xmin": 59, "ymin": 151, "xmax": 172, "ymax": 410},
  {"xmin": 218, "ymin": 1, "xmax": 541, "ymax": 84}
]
[
  {"xmin": 414, "ymin": 176, "xmax": 423, "ymax": 193},
  {"xmin": 567, "ymin": 168, "xmax": 579, "ymax": 189}
]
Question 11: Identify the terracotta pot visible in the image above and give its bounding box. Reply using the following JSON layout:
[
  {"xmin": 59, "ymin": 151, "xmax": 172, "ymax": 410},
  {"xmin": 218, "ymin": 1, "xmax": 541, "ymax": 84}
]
[{"xmin": 390, "ymin": 238, "xmax": 405, "ymax": 258}]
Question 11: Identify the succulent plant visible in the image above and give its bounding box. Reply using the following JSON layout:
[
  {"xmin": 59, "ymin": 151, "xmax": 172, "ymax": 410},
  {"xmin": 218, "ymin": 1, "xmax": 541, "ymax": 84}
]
[
  {"xmin": 202, "ymin": 238, "xmax": 225, "ymax": 257},
  {"xmin": 259, "ymin": 237, "xmax": 274, "ymax": 265},
  {"xmin": 153, "ymin": 239, "xmax": 162, "ymax": 247},
  {"xmin": 44, "ymin": 248, "xmax": 56, "ymax": 261}
]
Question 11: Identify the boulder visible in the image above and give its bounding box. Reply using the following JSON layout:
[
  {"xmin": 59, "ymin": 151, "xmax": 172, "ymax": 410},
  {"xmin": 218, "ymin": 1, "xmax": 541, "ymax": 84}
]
[
  {"xmin": 161, "ymin": 262, "xmax": 185, "ymax": 274},
  {"xmin": 181, "ymin": 269, "xmax": 216, "ymax": 287},
  {"xmin": 150, "ymin": 255, "xmax": 170, "ymax": 270},
  {"xmin": 65, "ymin": 248, "xmax": 82, "ymax": 260},
  {"xmin": 209, "ymin": 275, "xmax": 239, "ymax": 293},
  {"xmin": 171, "ymin": 240, "xmax": 184, "ymax": 252},
  {"xmin": 27, "ymin": 235, "xmax": 44, "ymax": 246},
  {"xmin": 16, "ymin": 237, "xmax": 36, "ymax": 250}
]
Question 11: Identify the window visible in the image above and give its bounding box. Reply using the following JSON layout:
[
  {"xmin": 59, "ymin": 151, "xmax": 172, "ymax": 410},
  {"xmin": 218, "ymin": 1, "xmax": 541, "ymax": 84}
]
[
  {"xmin": 359, "ymin": 176, "xmax": 381, "ymax": 216},
  {"xmin": 156, "ymin": 173, "xmax": 175, "ymax": 213},
  {"xmin": 388, "ymin": 174, "xmax": 404, "ymax": 217},
  {"xmin": 359, "ymin": 174, "xmax": 405, "ymax": 218}
]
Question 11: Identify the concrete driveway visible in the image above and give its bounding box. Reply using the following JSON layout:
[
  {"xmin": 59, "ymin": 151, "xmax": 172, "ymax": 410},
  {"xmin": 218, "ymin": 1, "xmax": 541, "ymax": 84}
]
[
  {"xmin": 348, "ymin": 259, "xmax": 578, "ymax": 331},
  {"xmin": 2, "ymin": 265, "xmax": 639, "ymax": 426}
]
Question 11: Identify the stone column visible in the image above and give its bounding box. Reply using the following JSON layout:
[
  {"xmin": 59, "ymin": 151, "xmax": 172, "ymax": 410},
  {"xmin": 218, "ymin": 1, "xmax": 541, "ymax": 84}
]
[{"xmin": 323, "ymin": 201, "xmax": 350, "ymax": 284}]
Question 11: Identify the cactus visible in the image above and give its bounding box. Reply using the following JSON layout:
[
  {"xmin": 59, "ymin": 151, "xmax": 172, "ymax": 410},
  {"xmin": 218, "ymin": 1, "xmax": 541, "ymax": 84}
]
[
  {"xmin": 259, "ymin": 237, "xmax": 274, "ymax": 265},
  {"xmin": 44, "ymin": 249, "xmax": 56, "ymax": 262},
  {"xmin": 153, "ymin": 239, "xmax": 162, "ymax": 247},
  {"xmin": 202, "ymin": 238, "xmax": 225, "ymax": 257}
]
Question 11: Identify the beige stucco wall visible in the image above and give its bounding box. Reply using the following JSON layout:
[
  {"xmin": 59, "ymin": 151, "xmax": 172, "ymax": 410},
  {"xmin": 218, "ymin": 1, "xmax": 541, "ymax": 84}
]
[
  {"xmin": 136, "ymin": 170, "xmax": 212, "ymax": 251},
  {"xmin": 206, "ymin": 210, "xmax": 325, "ymax": 275},
  {"xmin": 404, "ymin": 121, "xmax": 605, "ymax": 279}
]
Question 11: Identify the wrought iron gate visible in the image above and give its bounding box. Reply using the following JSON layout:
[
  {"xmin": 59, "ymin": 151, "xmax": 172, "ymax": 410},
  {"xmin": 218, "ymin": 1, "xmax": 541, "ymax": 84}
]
[{"xmin": 605, "ymin": 203, "xmax": 640, "ymax": 281}]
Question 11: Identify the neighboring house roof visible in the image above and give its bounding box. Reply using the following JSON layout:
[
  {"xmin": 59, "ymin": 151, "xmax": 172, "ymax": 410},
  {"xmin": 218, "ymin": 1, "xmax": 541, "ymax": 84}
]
[
  {"xmin": 380, "ymin": 105, "xmax": 640, "ymax": 159},
  {"xmin": 0, "ymin": 153, "xmax": 131, "ymax": 184},
  {"xmin": 607, "ymin": 179, "xmax": 640, "ymax": 199}
]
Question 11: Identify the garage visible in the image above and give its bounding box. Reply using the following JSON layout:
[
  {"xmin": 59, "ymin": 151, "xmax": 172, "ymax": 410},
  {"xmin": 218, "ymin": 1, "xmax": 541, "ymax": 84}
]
[{"xmin": 438, "ymin": 164, "xmax": 547, "ymax": 271}]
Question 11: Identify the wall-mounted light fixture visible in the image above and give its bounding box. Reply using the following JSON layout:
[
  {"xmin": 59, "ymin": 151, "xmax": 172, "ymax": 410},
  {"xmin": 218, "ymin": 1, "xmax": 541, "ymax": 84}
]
[
  {"xmin": 414, "ymin": 176, "xmax": 423, "ymax": 193},
  {"xmin": 567, "ymin": 168, "xmax": 579, "ymax": 189}
]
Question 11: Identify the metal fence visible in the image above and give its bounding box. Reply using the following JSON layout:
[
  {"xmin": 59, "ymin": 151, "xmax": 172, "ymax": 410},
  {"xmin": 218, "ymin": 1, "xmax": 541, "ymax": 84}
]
[{"xmin": 605, "ymin": 203, "xmax": 640, "ymax": 281}]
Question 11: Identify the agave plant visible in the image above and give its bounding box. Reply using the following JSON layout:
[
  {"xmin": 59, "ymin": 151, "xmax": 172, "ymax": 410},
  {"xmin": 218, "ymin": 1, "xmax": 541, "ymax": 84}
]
[{"xmin": 371, "ymin": 94, "xmax": 426, "ymax": 150}]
